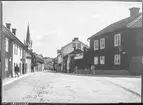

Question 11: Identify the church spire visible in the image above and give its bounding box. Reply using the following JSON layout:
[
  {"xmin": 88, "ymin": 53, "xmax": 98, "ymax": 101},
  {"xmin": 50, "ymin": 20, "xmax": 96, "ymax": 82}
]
[
  {"xmin": 25, "ymin": 23, "xmax": 32, "ymax": 49},
  {"xmin": 26, "ymin": 23, "xmax": 30, "ymax": 45}
]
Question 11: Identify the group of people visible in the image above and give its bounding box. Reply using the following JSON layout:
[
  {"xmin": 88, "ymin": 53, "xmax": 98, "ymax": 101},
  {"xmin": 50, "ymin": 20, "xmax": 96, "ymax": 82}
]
[{"xmin": 14, "ymin": 64, "xmax": 20, "ymax": 77}]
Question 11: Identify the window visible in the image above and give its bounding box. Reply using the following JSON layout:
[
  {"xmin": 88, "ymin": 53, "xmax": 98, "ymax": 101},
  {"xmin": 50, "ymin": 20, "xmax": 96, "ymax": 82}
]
[
  {"xmin": 14, "ymin": 45, "xmax": 16, "ymax": 55},
  {"xmin": 94, "ymin": 40, "xmax": 99, "ymax": 50},
  {"xmin": 94, "ymin": 56, "xmax": 98, "ymax": 65},
  {"xmin": 5, "ymin": 58, "xmax": 8, "ymax": 71},
  {"xmin": 16, "ymin": 46, "xmax": 18, "ymax": 55},
  {"xmin": 15, "ymin": 45, "xmax": 17, "ymax": 55},
  {"xmin": 77, "ymin": 43, "xmax": 81, "ymax": 49},
  {"xmin": 100, "ymin": 56, "xmax": 105, "ymax": 64},
  {"xmin": 114, "ymin": 33, "xmax": 121, "ymax": 46},
  {"xmin": 5, "ymin": 37, "xmax": 9, "ymax": 52},
  {"xmin": 17, "ymin": 47, "xmax": 19, "ymax": 55},
  {"xmin": 100, "ymin": 38, "xmax": 105, "ymax": 49},
  {"xmin": 20, "ymin": 48, "xmax": 22, "ymax": 56},
  {"xmin": 73, "ymin": 43, "xmax": 76, "ymax": 49},
  {"xmin": 114, "ymin": 54, "xmax": 120, "ymax": 65}
]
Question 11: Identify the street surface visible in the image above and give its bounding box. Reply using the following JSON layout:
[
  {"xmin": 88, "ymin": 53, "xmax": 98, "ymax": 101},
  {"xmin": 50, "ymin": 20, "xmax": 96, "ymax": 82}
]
[{"xmin": 2, "ymin": 71, "xmax": 141, "ymax": 103}]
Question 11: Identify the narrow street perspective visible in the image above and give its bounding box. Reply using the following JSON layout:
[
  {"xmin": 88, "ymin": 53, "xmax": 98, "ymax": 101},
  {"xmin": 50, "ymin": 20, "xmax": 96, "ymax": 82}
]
[
  {"xmin": 1, "ymin": 1, "xmax": 142, "ymax": 104},
  {"xmin": 3, "ymin": 71, "xmax": 141, "ymax": 103}
]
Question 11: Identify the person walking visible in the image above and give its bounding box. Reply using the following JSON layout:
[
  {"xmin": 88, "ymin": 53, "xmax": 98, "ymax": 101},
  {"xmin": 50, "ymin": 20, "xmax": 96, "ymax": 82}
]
[{"xmin": 14, "ymin": 64, "xmax": 19, "ymax": 77}]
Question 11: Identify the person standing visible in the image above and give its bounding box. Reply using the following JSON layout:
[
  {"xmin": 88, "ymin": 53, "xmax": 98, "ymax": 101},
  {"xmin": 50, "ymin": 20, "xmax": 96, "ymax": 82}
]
[
  {"xmin": 14, "ymin": 64, "xmax": 19, "ymax": 77},
  {"xmin": 91, "ymin": 65, "xmax": 95, "ymax": 75}
]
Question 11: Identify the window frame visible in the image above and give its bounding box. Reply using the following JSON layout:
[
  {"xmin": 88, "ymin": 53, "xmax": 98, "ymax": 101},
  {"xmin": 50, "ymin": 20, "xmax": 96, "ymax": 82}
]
[
  {"xmin": 100, "ymin": 56, "xmax": 105, "ymax": 65},
  {"xmin": 94, "ymin": 56, "xmax": 98, "ymax": 65},
  {"xmin": 5, "ymin": 37, "xmax": 9, "ymax": 52},
  {"xmin": 14, "ymin": 44, "xmax": 16, "ymax": 55},
  {"xmin": 94, "ymin": 40, "xmax": 99, "ymax": 50},
  {"xmin": 100, "ymin": 38, "xmax": 105, "ymax": 49},
  {"xmin": 114, "ymin": 54, "xmax": 120, "ymax": 65},
  {"xmin": 77, "ymin": 43, "xmax": 81, "ymax": 49},
  {"xmin": 114, "ymin": 33, "xmax": 121, "ymax": 47}
]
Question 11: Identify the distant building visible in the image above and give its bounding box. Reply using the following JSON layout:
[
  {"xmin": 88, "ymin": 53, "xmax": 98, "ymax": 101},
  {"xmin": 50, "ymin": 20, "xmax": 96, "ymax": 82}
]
[
  {"xmin": 32, "ymin": 53, "xmax": 44, "ymax": 72},
  {"xmin": 57, "ymin": 37, "xmax": 89, "ymax": 73},
  {"xmin": 44, "ymin": 57, "xmax": 54, "ymax": 70},
  {"xmin": 87, "ymin": 7, "xmax": 142, "ymax": 75}
]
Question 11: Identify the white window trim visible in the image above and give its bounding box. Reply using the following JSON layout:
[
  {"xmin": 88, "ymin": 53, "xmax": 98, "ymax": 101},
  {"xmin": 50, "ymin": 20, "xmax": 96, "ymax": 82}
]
[
  {"xmin": 94, "ymin": 40, "xmax": 99, "ymax": 50},
  {"xmin": 100, "ymin": 56, "xmax": 105, "ymax": 64},
  {"xmin": 5, "ymin": 58, "xmax": 8, "ymax": 71},
  {"xmin": 100, "ymin": 38, "xmax": 105, "ymax": 49},
  {"xmin": 5, "ymin": 38, "xmax": 9, "ymax": 52},
  {"xmin": 94, "ymin": 56, "xmax": 98, "ymax": 65},
  {"xmin": 14, "ymin": 44, "xmax": 16, "ymax": 55},
  {"xmin": 114, "ymin": 54, "xmax": 120, "ymax": 65},
  {"xmin": 114, "ymin": 33, "xmax": 121, "ymax": 47}
]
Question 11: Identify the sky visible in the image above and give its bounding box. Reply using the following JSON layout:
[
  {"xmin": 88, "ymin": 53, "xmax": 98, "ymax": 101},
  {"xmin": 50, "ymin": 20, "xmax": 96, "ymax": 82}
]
[{"xmin": 2, "ymin": 1, "xmax": 142, "ymax": 58}]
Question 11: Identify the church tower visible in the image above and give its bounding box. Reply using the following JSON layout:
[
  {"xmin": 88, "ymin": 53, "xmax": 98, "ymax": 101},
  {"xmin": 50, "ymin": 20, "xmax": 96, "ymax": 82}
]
[{"xmin": 24, "ymin": 23, "xmax": 32, "ymax": 50}]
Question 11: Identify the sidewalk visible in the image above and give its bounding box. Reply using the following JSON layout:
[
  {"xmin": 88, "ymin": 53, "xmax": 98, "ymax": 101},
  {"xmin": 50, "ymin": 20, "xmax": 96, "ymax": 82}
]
[
  {"xmin": 105, "ymin": 77, "xmax": 141, "ymax": 97},
  {"xmin": 3, "ymin": 72, "xmax": 36, "ymax": 86},
  {"xmin": 48, "ymin": 71, "xmax": 141, "ymax": 97}
]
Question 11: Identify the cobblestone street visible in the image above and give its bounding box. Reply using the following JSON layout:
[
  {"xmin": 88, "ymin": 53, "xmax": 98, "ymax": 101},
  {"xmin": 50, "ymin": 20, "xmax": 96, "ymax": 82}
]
[{"xmin": 3, "ymin": 71, "xmax": 141, "ymax": 103}]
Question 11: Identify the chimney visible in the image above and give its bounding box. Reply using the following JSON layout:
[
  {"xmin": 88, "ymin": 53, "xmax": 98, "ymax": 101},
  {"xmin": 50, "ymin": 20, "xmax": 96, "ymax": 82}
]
[
  {"xmin": 129, "ymin": 7, "xmax": 140, "ymax": 17},
  {"xmin": 72, "ymin": 37, "xmax": 79, "ymax": 42},
  {"xmin": 5, "ymin": 23, "xmax": 11, "ymax": 30},
  {"xmin": 12, "ymin": 28, "xmax": 16, "ymax": 35}
]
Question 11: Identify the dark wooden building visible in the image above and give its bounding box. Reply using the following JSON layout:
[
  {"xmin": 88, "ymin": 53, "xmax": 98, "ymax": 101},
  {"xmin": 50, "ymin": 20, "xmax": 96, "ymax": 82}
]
[{"xmin": 87, "ymin": 7, "xmax": 142, "ymax": 75}]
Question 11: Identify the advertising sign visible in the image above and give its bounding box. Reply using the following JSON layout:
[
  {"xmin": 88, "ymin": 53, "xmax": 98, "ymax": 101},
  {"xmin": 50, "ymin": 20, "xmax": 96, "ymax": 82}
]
[{"xmin": 74, "ymin": 53, "xmax": 83, "ymax": 60}]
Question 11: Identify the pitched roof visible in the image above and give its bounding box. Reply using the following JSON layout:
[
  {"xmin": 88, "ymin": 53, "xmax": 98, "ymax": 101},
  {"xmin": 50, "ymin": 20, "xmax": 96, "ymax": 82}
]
[
  {"xmin": 88, "ymin": 12, "xmax": 142, "ymax": 40},
  {"xmin": 61, "ymin": 40, "xmax": 89, "ymax": 50},
  {"xmin": 127, "ymin": 15, "xmax": 142, "ymax": 28}
]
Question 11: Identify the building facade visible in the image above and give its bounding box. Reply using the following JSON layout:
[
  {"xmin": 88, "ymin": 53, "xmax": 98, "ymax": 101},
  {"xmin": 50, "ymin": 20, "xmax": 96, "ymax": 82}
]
[
  {"xmin": 2, "ymin": 23, "xmax": 33, "ymax": 79},
  {"xmin": 87, "ymin": 7, "xmax": 142, "ymax": 75},
  {"xmin": 57, "ymin": 37, "xmax": 89, "ymax": 73}
]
